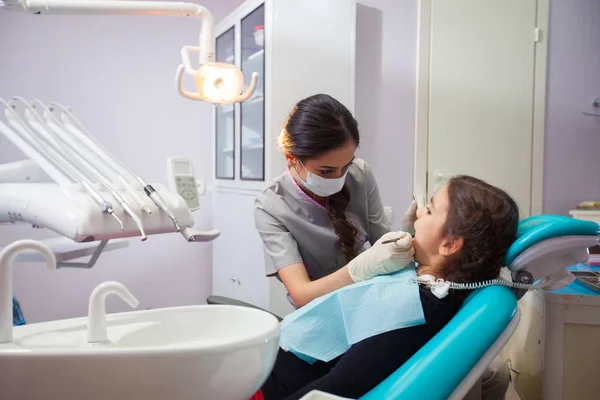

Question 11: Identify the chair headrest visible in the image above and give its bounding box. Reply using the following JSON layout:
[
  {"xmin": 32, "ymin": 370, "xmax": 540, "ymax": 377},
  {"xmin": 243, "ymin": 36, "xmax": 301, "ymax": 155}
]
[{"xmin": 503, "ymin": 214, "xmax": 600, "ymax": 266}]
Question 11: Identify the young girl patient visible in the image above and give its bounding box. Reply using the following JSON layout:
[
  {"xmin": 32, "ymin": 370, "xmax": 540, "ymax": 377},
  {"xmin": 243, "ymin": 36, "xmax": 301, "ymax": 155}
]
[{"xmin": 250, "ymin": 175, "xmax": 519, "ymax": 400}]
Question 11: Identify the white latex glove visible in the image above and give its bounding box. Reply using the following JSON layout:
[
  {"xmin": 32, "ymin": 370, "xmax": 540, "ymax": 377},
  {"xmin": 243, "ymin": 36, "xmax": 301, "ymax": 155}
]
[
  {"xmin": 401, "ymin": 196, "xmax": 426, "ymax": 235},
  {"xmin": 348, "ymin": 231, "xmax": 415, "ymax": 282}
]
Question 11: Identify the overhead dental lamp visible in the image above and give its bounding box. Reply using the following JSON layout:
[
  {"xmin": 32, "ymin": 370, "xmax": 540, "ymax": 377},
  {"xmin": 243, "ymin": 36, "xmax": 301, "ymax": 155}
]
[{"xmin": 0, "ymin": 0, "xmax": 258, "ymax": 104}]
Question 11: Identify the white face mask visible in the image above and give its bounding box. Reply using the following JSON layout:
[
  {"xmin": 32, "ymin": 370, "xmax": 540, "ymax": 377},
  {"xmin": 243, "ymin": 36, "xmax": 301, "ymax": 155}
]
[{"xmin": 294, "ymin": 160, "xmax": 348, "ymax": 197}]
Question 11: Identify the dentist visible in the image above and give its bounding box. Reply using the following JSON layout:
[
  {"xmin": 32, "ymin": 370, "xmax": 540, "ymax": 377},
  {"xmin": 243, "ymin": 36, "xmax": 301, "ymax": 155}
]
[{"xmin": 254, "ymin": 93, "xmax": 418, "ymax": 309}]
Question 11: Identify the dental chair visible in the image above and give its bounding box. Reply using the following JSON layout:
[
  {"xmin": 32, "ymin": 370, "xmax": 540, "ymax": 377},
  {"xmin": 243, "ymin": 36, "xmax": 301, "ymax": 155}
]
[{"xmin": 207, "ymin": 215, "xmax": 600, "ymax": 400}]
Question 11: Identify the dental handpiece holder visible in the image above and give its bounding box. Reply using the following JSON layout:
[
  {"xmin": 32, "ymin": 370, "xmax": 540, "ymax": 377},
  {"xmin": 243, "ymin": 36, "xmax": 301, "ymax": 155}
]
[
  {"xmin": 0, "ymin": 167, "xmax": 218, "ymax": 244},
  {"xmin": 0, "ymin": 94, "xmax": 220, "ymax": 244}
]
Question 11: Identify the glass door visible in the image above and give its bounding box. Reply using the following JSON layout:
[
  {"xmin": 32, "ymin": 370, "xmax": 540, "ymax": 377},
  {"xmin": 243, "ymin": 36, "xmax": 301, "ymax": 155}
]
[
  {"xmin": 240, "ymin": 5, "xmax": 265, "ymax": 181},
  {"xmin": 215, "ymin": 27, "xmax": 235, "ymax": 180}
]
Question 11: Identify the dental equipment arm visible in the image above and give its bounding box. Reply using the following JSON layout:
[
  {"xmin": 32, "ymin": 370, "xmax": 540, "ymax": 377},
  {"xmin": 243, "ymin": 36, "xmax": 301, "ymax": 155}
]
[
  {"xmin": 0, "ymin": 169, "xmax": 196, "ymax": 243},
  {"xmin": 45, "ymin": 104, "xmax": 152, "ymax": 216},
  {"xmin": 1, "ymin": 0, "xmax": 215, "ymax": 60},
  {"xmin": 23, "ymin": 99, "xmax": 147, "ymax": 239},
  {"xmin": 48, "ymin": 102, "xmax": 181, "ymax": 233},
  {"xmin": 1, "ymin": 97, "xmax": 219, "ymax": 243},
  {"xmin": 0, "ymin": 0, "xmax": 258, "ymax": 104},
  {"xmin": 0, "ymin": 179, "xmax": 219, "ymax": 242},
  {"xmin": 1, "ymin": 99, "xmax": 125, "ymax": 229}
]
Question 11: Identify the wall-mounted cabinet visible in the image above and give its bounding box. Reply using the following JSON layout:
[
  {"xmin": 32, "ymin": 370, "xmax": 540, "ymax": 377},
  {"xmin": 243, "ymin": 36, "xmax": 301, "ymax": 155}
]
[{"xmin": 212, "ymin": 0, "xmax": 356, "ymax": 192}]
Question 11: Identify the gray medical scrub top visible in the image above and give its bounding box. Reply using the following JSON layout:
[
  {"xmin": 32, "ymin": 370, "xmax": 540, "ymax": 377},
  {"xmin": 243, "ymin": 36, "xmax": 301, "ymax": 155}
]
[{"xmin": 254, "ymin": 158, "xmax": 391, "ymax": 304}]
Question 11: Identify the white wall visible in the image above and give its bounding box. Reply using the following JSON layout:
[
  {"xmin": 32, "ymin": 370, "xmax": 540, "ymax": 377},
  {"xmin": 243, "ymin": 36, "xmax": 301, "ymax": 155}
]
[
  {"xmin": 542, "ymin": 0, "xmax": 600, "ymax": 215},
  {"xmin": 0, "ymin": 0, "xmax": 243, "ymax": 323},
  {"xmin": 355, "ymin": 0, "xmax": 418, "ymax": 229}
]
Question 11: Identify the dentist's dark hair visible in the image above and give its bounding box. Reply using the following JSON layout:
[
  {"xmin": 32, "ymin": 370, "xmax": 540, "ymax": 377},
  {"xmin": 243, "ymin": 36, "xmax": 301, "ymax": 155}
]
[
  {"xmin": 279, "ymin": 93, "xmax": 360, "ymax": 263},
  {"xmin": 442, "ymin": 175, "xmax": 519, "ymax": 299}
]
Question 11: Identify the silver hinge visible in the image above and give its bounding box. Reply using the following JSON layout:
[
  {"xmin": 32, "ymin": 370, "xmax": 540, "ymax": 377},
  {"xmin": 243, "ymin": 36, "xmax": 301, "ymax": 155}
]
[{"xmin": 534, "ymin": 27, "xmax": 541, "ymax": 43}]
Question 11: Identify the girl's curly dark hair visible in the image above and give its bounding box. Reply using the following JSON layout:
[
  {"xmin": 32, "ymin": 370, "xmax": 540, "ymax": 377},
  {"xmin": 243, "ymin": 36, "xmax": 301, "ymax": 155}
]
[{"xmin": 442, "ymin": 175, "xmax": 519, "ymax": 290}]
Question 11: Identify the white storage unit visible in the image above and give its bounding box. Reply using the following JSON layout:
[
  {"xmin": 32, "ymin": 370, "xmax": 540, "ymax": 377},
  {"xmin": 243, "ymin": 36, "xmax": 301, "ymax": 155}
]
[{"xmin": 569, "ymin": 209, "xmax": 600, "ymax": 225}]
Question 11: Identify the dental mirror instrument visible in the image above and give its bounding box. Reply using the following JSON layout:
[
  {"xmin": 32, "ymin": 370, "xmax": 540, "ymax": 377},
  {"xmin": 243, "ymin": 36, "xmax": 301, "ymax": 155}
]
[{"xmin": 382, "ymin": 238, "xmax": 403, "ymax": 245}]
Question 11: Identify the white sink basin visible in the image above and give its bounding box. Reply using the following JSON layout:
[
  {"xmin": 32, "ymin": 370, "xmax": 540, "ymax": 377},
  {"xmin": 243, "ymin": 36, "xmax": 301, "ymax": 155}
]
[{"xmin": 0, "ymin": 304, "xmax": 280, "ymax": 400}]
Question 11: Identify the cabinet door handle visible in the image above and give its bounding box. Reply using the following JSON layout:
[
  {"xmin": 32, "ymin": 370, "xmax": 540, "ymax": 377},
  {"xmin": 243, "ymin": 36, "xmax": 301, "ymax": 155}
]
[{"xmin": 229, "ymin": 277, "xmax": 237, "ymax": 283}]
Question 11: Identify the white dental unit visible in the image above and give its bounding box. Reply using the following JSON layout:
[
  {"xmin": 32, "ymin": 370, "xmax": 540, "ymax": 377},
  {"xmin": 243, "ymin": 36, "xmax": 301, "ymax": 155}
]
[{"xmin": 0, "ymin": 1, "xmax": 280, "ymax": 399}]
